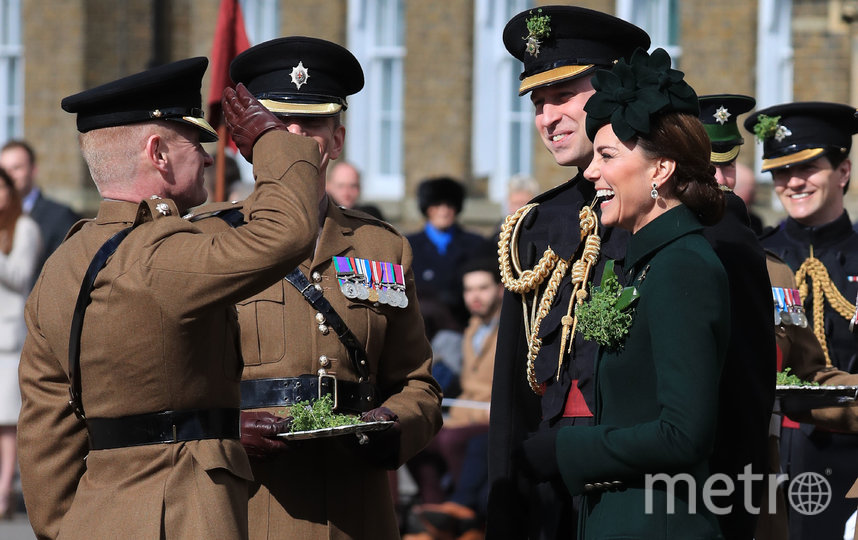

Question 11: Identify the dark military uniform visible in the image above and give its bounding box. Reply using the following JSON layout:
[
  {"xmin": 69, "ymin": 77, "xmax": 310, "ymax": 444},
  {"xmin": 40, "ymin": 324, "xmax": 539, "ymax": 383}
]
[
  {"xmin": 762, "ymin": 213, "xmax": 858, "ymax": 539},
  {"xmin": 703, "ymin": 191, "xmax": 776, "ymax": 540},
  {"xmin": 487, "ymin": 174, "xmax": 628, "ymax": 539}
]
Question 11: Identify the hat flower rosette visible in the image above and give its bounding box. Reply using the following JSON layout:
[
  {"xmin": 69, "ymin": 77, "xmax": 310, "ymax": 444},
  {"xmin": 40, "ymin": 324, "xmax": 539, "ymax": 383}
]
[{"xmin": 584, "ymin": 48, "xmax": 699, "ymax": 142}]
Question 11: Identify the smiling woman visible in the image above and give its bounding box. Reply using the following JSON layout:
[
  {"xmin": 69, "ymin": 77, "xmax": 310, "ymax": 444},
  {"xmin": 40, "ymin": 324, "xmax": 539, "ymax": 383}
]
[{"xmin": 518, "ymin": 48, "xmax": 732, "ymax": 540}]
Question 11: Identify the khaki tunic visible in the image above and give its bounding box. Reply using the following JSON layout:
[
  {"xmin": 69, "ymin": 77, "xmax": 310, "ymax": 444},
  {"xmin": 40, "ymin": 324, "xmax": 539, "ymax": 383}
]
[
  {"xmin": 445, "ymin": 314, "xmax": 497, "ymax": 427},
  {"xmin": 236, "ymin": 201, "xmax": 442, "ymax": 540},
  {"xmin": 17, "ymin": 131, "xmax": 320, "ymax": 540}
]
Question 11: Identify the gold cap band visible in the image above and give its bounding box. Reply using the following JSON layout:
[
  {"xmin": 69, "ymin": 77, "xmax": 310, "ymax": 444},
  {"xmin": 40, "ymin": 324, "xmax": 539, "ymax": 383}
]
[
  {"xmin": 182, "ymin": 116, "xmax": 217, "ymax": 140},
  {"xmin": 710, "ymin": 146, "xmax": 740, "ymax": 164},
  {"xmin": 519, "ymin": 65, "xmax": 594, "ymax": 95},
  {"xmin": 762, "ymin": 147, "xmax": 825, "ymax": 172},
  {"xmin": 259, "ymin": 99, "xmax": 343, "ymax": 116}
]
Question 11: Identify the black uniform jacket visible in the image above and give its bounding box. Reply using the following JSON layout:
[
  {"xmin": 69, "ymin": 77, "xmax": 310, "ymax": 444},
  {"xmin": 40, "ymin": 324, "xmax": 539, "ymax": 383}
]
[
  {"xmin": 703, "ymin": 192, "xmax": 776, "ymax": 540},
  {"xmin": 486, "ymin": 173, "xmax": 628, "ymax": 539}
]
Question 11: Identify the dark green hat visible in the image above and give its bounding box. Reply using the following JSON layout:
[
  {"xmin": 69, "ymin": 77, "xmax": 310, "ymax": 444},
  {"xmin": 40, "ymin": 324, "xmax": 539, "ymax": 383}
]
[
  {"xmin": 584, "ymin": 48, "xmax": 699, "ymax": 142},
  {"xmin": 503, "ymin": 5, "xmax": 650, "ymax": 96},
  {"xmin": 742, "ymin": 101, "xmax": 858, "ymax": 171},
  {"xmin": 230, "ymin": 36, "xmax": 364, "ymax": 117},
  {"xmin": 698, "ymin": 94, "xmax": 756, "ymax": 164},
  {"xmin": 61, "ymin": 57, "xmax": 217, "ymax": 142}
]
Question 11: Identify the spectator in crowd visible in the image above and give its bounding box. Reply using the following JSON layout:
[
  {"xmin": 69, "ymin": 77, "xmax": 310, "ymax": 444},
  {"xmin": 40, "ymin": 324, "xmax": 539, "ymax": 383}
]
[
  {"xmin": 407, "ymin": 256, "xmax": 501, "ymax": 509},
  {"xmin": 327, "ymin": 160, "xmax": 385, "ymax": 220},
  {"xmin": 0, "ymin": 167, "xmax": 41, "ymax": 518},
  {"xmin": 17, "ymin": 57, "xmax": 321, "ymax": 539},
  {"xmin": 746, "ymin": 101, "xmax": 858, "ymax": 540},
  {"xmin": 0, "ymin": 139, "xmax": 81, "ymax": 285},
  {"xmin": 505, "ymin": 174, "xmax": 539, "ymax": 216},
  {"xmin": 408, "ymin": 176, "xmax": 491, "ymax": 331}
]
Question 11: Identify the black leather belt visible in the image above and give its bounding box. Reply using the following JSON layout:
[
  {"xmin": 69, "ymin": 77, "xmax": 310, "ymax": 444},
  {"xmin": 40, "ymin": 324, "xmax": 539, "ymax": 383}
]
[
  {"xmin": 86, "ymin": 408, "xmax": 240, "ymax": 450},
  {"xmin": 240, "ymin": 375, "xmax": 375, "ymax": 413}
]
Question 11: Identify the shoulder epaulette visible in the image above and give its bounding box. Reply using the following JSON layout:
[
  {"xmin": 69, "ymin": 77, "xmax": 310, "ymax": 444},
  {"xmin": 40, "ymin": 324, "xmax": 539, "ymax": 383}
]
[{"xmin": 340, "ymin": 207, "xmax": 401, "ymax": 235}]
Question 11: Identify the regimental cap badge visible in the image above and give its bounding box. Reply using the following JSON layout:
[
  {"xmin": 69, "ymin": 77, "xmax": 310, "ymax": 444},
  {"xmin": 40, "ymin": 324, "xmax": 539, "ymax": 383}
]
[
  {"xmin": 523, "ymin": 8, "xmax": 551, "ymax": 57},
  {"xmin": 713, "ymin": 105, "xmax": 731, "ymax": 125},
  {"xmin": 290, "ymin": 61, "xmax": 310, "ymax": 90},
  {"xmin": 753, "ymin": 114, "xmax": 792, "ymax": 143}
]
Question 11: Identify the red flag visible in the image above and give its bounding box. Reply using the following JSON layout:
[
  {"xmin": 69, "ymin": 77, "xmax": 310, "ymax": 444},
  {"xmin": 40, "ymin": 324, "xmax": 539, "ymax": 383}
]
[
  {"xmin": 208, "ymin": 0, "xmax": 251, "ymax": 129},
  {"xmin": 208, "ymin": 0, "xmax": 250, "ymax": 201}
]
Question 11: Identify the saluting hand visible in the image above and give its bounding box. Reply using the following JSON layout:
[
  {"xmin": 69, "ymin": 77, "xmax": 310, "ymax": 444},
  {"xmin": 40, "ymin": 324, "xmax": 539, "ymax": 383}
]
[
  {"xmin": 221, "ymin": 83, "xmax": 287, "ymax": 163},
  {"xmin": 239, "ymin": 411, "xmax": 293, "ymax": 459}
]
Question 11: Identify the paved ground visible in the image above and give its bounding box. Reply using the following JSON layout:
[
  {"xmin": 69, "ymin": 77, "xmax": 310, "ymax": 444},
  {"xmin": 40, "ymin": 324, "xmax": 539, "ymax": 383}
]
[{"xmin": 0, "ymin": 491, "xmax": 35, "ymax": 540}]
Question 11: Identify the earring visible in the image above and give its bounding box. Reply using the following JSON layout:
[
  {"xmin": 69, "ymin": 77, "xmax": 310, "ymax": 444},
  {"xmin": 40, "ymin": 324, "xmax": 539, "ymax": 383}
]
[{"xmin": 651, "ymin": 182, "xmax": 658, "ymax": 199}]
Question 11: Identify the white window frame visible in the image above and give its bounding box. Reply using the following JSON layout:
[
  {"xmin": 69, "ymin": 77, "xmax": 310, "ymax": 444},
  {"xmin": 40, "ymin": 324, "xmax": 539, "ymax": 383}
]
[
  {"xmin": 754, "ymin": 0, "xmax": 793, "ymax": 184},
  {"xmin": 347, "ymin": 0, "xmax": 405, "ymax": 201},
  {"xmin": 616, "ymin": 0, "xmax": 681, "ymax": 62},
  {"xmin": 239, "ymin": 0, "xmax": 279, "ymax": 46},
  {"xmin": 472, "ymin": 0, "xmax": 533, "ymax": 204},
  {"xmin": 0, "ymin": 0, "xmax": 22, "ymax": 142}
]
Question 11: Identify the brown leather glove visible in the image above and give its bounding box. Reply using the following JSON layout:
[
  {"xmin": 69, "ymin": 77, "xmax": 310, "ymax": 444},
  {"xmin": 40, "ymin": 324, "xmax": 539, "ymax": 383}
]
[
  {"xmin": 239, "ymin": 411, "xmax": 293, "ymax": 460},
  {"xmin": 221, "ymin": 83, "xmax": 287, "ymax": 163},
  {"xmin": 341, "ymin": 406, "xmax": 402, "ymax": 469}
]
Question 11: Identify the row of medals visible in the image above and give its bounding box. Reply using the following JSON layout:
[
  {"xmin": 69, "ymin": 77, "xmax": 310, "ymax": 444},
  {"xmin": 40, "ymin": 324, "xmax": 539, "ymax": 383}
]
[
  {"xmin": 775, "ymin": 308, "xmax": 808, "ymax": 327},
  {"xmin": 340, "ymin": 279, "xmax": 409, "ymax": 308}
]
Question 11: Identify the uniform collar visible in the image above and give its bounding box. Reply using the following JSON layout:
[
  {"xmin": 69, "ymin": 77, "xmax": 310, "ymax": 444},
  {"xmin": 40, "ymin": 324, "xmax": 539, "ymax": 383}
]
[
  {"xmin": 307, "ymin": 199, "xmax": 356, "ymax": 270},
  {"xmin": 783, "ymin": 210, "xmax": 853, "ymax": 250},
  {"xmin": 624, "ymin": 204, "xmax": 703, "ymax": 272}
]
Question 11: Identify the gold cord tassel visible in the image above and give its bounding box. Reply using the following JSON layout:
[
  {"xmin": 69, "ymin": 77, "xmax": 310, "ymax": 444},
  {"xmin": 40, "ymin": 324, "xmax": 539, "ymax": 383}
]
[{"xmin": 795, "ymin": 250, "xmax": 855, "ymax": 367}]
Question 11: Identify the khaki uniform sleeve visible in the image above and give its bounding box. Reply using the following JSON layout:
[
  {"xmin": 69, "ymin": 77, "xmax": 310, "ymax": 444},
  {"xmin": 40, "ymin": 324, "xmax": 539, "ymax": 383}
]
[{"xmin": 375, "ymin": 235, "xmax": 443, "ymax": 465}]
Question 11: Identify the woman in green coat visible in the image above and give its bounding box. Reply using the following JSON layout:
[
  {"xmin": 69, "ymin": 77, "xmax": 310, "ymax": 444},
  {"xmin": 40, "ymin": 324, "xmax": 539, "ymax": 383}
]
[{"xmin": 520, "ymin": 48, "xmax": 730, "ymax": 540}]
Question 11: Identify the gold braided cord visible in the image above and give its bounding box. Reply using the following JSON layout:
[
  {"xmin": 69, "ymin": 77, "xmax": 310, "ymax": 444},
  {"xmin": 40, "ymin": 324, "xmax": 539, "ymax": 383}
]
[
  {"xmin": 795, "ymin": 254, "xmax": 856, "ymax": 367},
  {"xmin": 498, "ymin": 204, "xmax": 558, "ymax": 294},
  {"xmin": 497, "ymin": 199, "xmax": 603, "ymax": 395}
]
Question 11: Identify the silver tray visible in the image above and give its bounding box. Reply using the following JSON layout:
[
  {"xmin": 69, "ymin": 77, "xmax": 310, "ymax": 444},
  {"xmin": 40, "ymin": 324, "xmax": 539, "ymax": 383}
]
[
  {"xmin": 277, "ymin": 420, "xmax": 394, "ymax": 440},
  {"xmin": 776, "ymin": 385, "xmax": 858, "ymax": 409}
]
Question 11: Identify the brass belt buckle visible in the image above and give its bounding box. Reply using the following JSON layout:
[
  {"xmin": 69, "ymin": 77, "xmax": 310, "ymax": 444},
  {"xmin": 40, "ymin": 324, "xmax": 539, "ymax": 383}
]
[{"xmin": 318, "ymin": 372, "xmax": 338, "ymax": 410}]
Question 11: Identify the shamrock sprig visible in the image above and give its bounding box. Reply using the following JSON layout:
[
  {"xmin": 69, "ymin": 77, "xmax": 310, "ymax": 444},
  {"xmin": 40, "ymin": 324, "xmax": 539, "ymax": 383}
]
[{"xmin": 576, "ymin": 260, "xmax": 639, "ymax": 350}]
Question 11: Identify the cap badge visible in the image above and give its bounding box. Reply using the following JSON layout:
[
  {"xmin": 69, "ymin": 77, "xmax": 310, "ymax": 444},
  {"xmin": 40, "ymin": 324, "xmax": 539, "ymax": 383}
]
[
  {"xmin": 753, "ymin": 114, "xmax": 792, "ymax": 143},
  {"xmin": 290, "ymin": 61, "xmax": 310, "ymax": 90},
  {"xmin": 155, "ymin": 202, "xmax": 171, "ymax": 216},
  {"xmin": 523, "ymin": 9, "xmax": 551, "ymax": 57},
  {"xmin": 713, "ymin": 105, "xmax": 731, "ymax": 125}
]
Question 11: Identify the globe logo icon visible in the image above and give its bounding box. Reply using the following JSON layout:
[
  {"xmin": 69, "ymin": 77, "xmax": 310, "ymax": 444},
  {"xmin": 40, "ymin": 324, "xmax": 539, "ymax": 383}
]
[{"xmin": 788, "ymin": 472, "xmax": 832, "ymax": 516}]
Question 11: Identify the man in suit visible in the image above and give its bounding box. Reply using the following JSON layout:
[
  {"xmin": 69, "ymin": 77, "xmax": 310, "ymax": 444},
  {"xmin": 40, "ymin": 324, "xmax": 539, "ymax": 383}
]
[
  {"xmin": 0, "ymin": 139, "xmax": 82, "ymax": 284},
  {"xmin": 326, "ymin": 160, "xmax": 385, "ymax": 220},
  {"xmin": 227, "ymin": 36, "xmax": 443, "ymax": 539},
  {"xmin": 17, "ymin": 57, "xmax": 321, "ymax": 539}
]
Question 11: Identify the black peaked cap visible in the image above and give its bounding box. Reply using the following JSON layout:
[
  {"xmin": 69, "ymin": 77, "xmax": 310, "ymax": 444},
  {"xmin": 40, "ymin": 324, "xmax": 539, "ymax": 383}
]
[
  {"xmin": 61, "ymin": 57, "xmax": 217, "ymax": 142},
  {"xmin": 503, "ymin": 5, "xmax": 650, "ymax": 95}
]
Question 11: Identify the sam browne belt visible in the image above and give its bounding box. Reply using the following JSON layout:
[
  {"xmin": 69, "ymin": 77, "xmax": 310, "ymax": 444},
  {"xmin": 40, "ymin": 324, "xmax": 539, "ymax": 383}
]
[
  {"xmin": 86, "ymin": 408, "xmax": 241, "ymax": 450},
  {"xmin": 240, "ymin": 374, "xmax": 372, "ymax": 413}
]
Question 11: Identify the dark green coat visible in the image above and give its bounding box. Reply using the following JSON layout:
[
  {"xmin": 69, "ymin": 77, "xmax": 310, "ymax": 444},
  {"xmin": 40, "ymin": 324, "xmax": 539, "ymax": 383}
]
[{"xmin": 557, "ymin": 205, "xmax": 730, "ymax": 540}]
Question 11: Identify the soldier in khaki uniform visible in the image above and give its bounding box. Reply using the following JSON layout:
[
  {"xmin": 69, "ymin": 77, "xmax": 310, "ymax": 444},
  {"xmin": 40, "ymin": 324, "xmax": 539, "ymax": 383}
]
[
  {"xmin": 17, "ymin": 58, "xmax": 321, "ymax": 539},
  {"xmin": 227, "ymin": 37, "xmax": 443, "ymax": 539}
]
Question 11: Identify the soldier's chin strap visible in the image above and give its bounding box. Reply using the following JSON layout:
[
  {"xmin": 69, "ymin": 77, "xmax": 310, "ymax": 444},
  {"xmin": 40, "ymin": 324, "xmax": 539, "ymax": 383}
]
[
  {"xmin": 68, "ymin": 226, "xmax": 136, "ymax": 420},
  {"xmin": 283, "ymin": 268, "xmax": 377, "ymax": 406}
]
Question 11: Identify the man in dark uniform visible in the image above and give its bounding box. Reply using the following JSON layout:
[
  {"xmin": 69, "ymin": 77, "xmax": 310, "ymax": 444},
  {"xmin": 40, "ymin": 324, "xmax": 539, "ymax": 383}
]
[
  {"xmin": 227, "ymin": 37, "xmax": 443, "ymax": 539},
  {"xmin": 698, "ymin": 94, "xmax": 777, "ymax": 539},
  {"xmin": 745, "ymin": 102, "xmax": 858, "ymax": 540},
  {"xmin": 18, "ymin": 58, "xmax": 321, "ymax": 539},
  {"xmin": 407, "ymin": 176, "xmax": 491, "ymax": 331},
  {"xmin": 487, "ymin": 8, "xmax": 648, "ymax": 539}
]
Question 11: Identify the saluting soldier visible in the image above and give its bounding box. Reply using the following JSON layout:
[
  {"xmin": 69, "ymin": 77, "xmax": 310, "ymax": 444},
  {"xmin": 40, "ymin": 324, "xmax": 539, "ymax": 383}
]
[
  {"xmin": 17, "ymin": 58, "xmax": 322, "ymax": 539},
  {"xmin": 488, "ymin": 7, "xmax": 648, "ymax": 538},
  {"xmin": 745, "ymin": 102, "xmax": 858, "ymax": 540},
  {"xmin": 698, "ymin": 94, "xmax": 777, "ymax": 539},
  {"xmin": 226, "ymin": 37, "xmax": 443, "ymax": 539}
]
